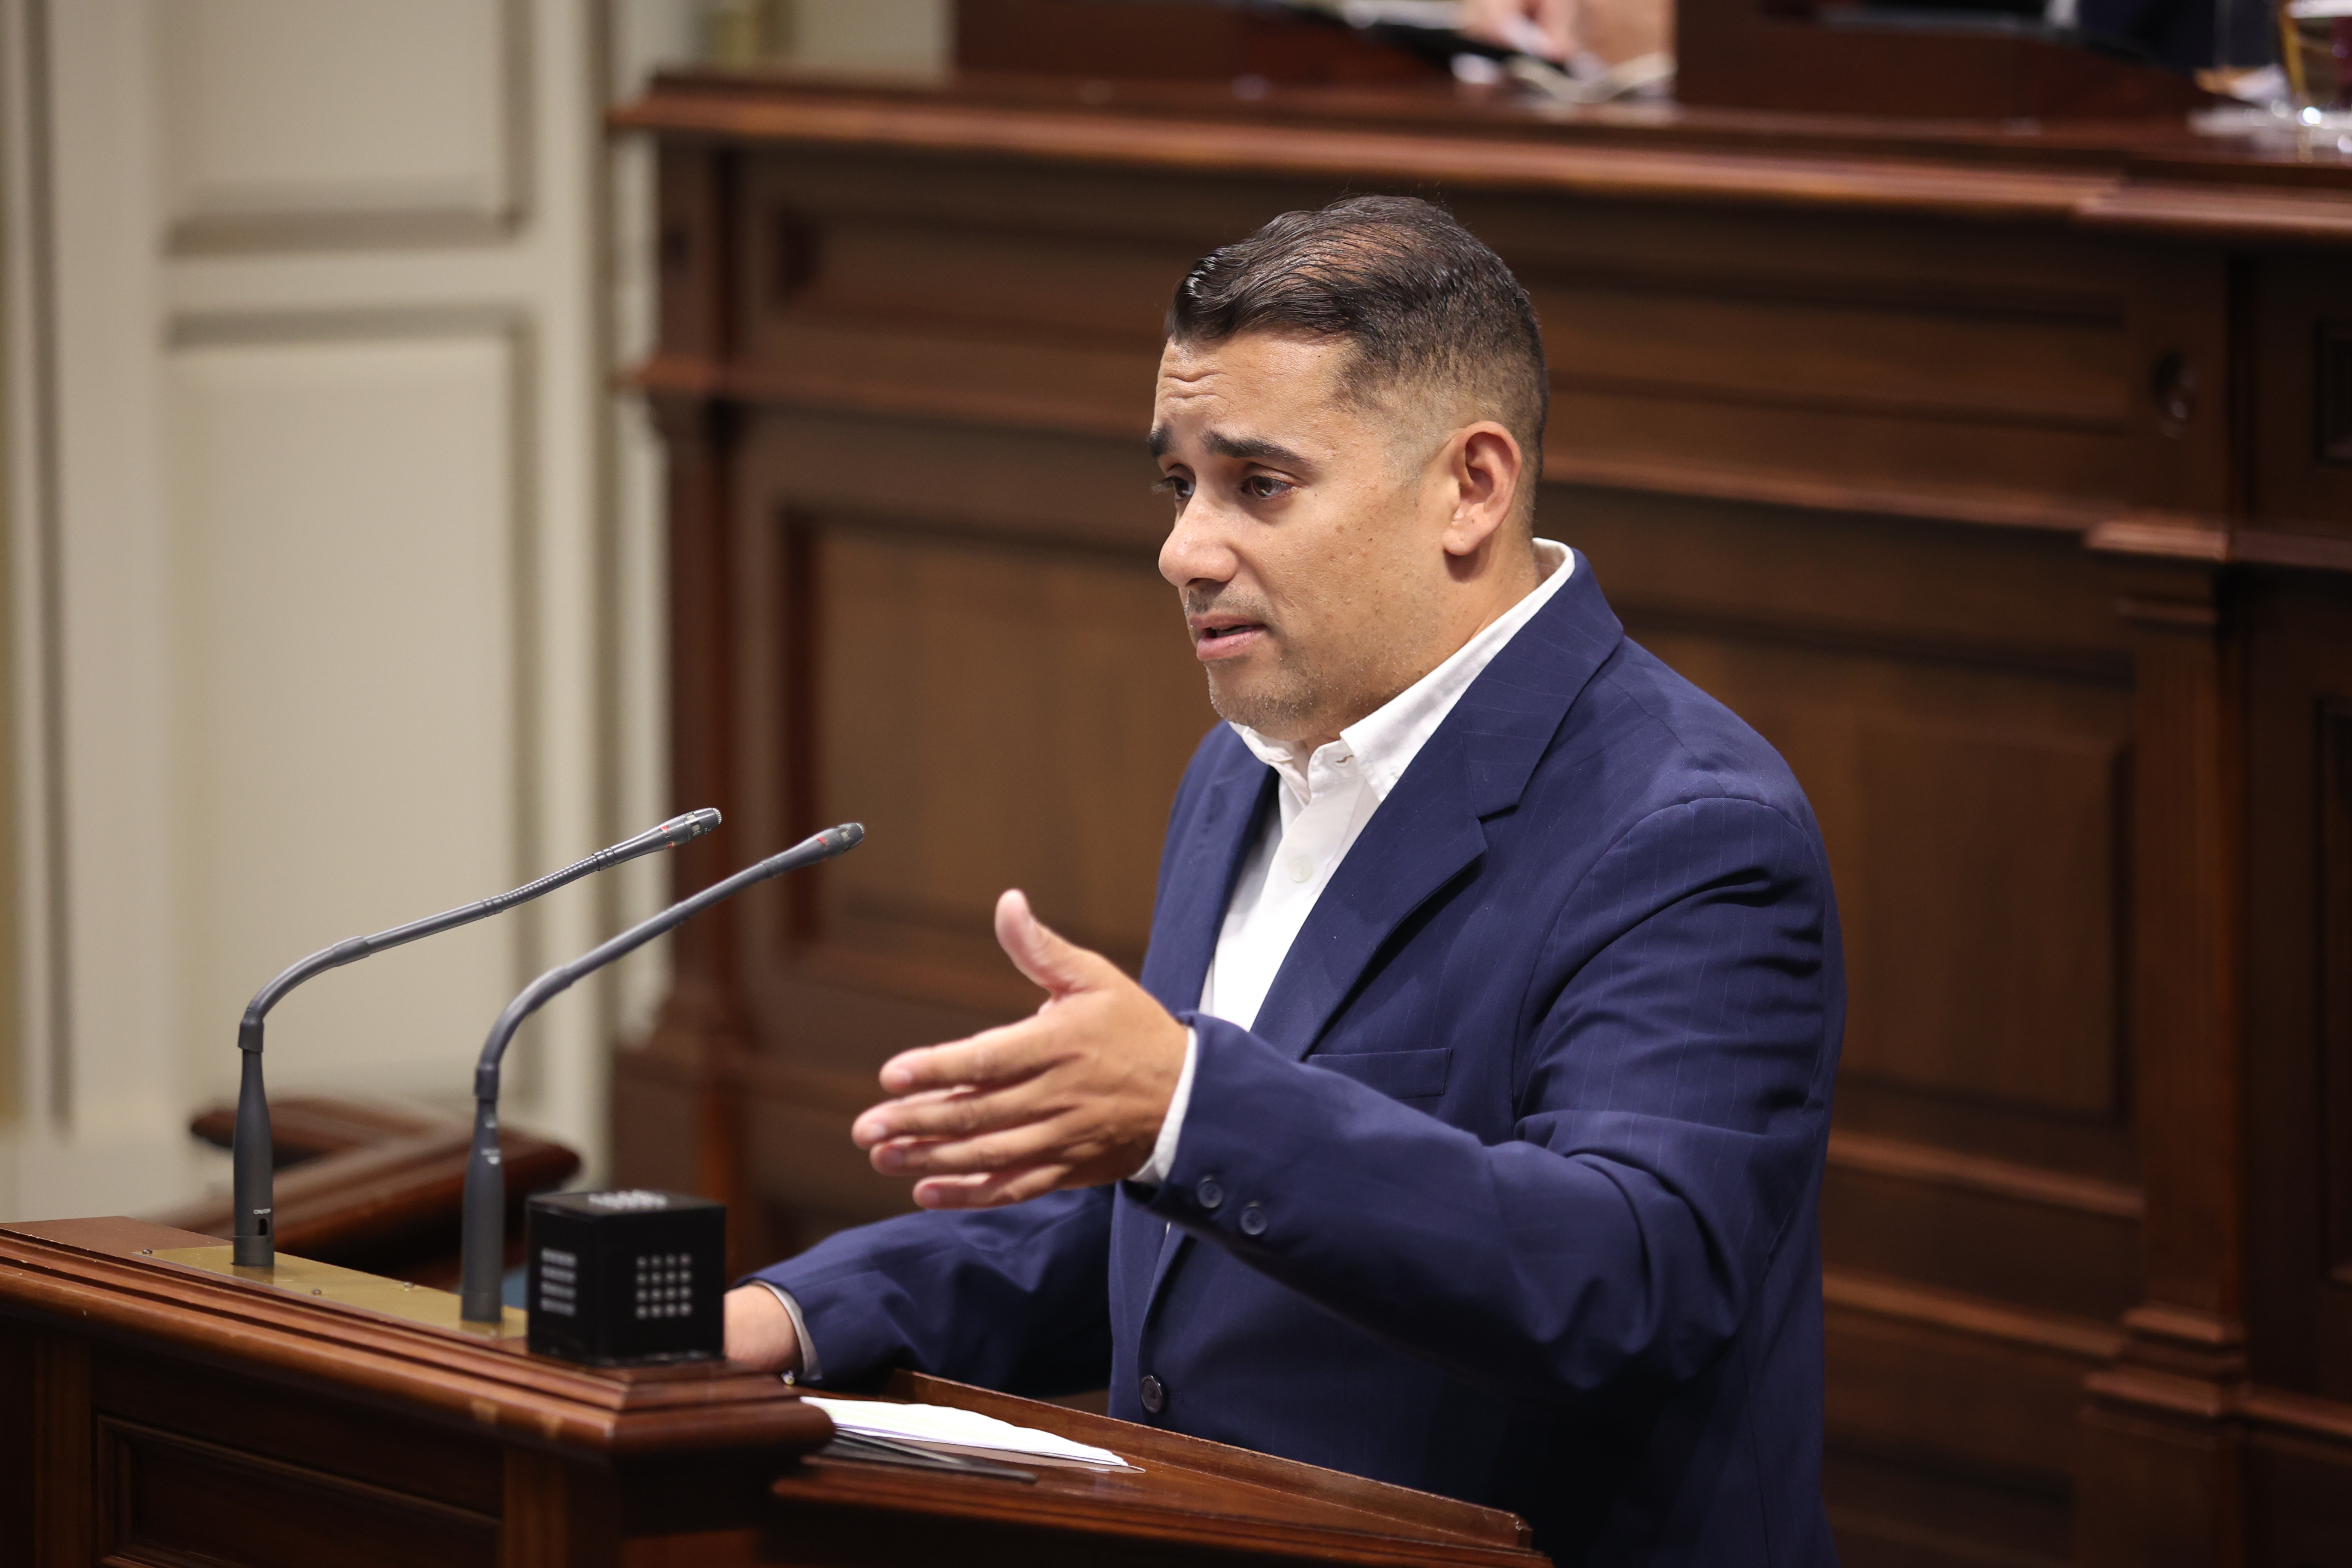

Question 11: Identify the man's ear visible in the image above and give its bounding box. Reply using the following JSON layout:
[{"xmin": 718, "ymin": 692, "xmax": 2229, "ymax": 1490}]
[{"xmin": 1440, "ymin": 423, "xmax": 1524, "ymax": 559}]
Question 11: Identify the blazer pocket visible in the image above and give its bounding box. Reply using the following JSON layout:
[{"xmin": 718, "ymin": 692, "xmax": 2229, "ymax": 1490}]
[{"xmin": 1308, "ymin": 1047, "xmax": 1453, "ymax": 1102}]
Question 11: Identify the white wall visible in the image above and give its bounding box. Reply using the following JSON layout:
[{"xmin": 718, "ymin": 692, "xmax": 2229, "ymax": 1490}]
[
  {"xmin": 0, "ymin": 0, "xmax": 953, "ymax": 1225},
  {"xmin": 0, "ymin": 0, "xmax": 659, "ymax": 1220}
]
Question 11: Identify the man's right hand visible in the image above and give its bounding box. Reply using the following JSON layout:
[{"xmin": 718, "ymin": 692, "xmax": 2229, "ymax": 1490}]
[{"xmin": 724, "ymin": 1284, "xmax": 804, "ymax": 1374}]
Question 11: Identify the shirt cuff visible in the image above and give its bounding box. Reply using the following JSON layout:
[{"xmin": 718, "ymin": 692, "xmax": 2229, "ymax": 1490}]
[
  {"xmin": 754, "ymin": 1280, "xmax": 823, "ymax": 1384},
  {"xmin": 1127, "ymin": 1027, "xmax": 1198, "ymax": 1188}
]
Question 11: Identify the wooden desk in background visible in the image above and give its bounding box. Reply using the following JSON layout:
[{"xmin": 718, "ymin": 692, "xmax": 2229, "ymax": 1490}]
[
  {"xmin": 0, "ymin": 1217, "xmax": 1538, "ymax": 1567},
  {"xmin": 609, "ymin": 68, "xmax": 2352, "ymax": 1568}
]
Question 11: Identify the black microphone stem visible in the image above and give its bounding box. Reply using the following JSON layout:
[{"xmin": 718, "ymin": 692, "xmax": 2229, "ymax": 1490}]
[
  {"xmin": 231, "ymin": 808, "xmax": 723, "ymax": 1268},
  {"xmin": 458, "ymin": 822, "xmax": 864, "ymax": 1323}
]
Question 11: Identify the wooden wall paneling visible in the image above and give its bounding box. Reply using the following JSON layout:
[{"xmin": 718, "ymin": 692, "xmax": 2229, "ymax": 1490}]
[
  {"xmin": 97, "ymin": 1415, "xmax": 502, "ymax": 1568},
  {"xmin": 89, "ymin": 1344, "xmax": 505, "ymax": 1514},
  {"xmin": 2240, "ymin": 564, "xmax": 2352, "ymax": 1568},
  {"xmin": 2241, "ymin": 571, "xmax": 2352, "ymax": 1408},
  {"xmin": 501, "ymin": 1449, "xmax": 622, "ymax": 1568},
  {"xmin": 2110, "ymin": 576, "xmax": 2239, "ymax": 1318},
  {"xmin": 1534, "ymin": 260, "xmax": 2129, "ymax": 519},
  {"xmin": 1822, "ymin": 1280, "xmax": 2113, "ymax": 1566},
  {"xmin": 31, "ymin": 1326, "xmax": 92, "ymax": 1568},
  {"xmin": 2090, "ymin": 250, "xmax": 2236, "ymax": 561},
  {"xmin": 2078, "ymin": 558, "xmax": 2247, "ymax": 1568},
  {"xmin": 1479, "ymin": 197, "xmax": 2141, "ymax": 536},
  {"xmin": 2076, "ymin": 1397, "xmax": 2245, "ymax": 1568},
  {"xmin": 2244, "ymin": 1424, "xmax": 2352, "ymax": 1568},
  {"xmin": 812, "ymin": 522, "xmax": 1205, "ymax": 975},
  {"xmin": 2320, "ymin": 695, "xmax": 2352, "ymax": 1403},
  {"xmin": 657, "ymin": 143, "xmax": 734, "ymax": 367},
  {"xmin": 0, "ymin": 1322, "xmax": 32, "ymax": 1565},
  {"xmin": 2245, "ymin": 257, "xmax": 2352, "ymax": 569},
  {"xmin": 2310, "ymin": 683, "xmax": 2352, "ymax": 1360}
]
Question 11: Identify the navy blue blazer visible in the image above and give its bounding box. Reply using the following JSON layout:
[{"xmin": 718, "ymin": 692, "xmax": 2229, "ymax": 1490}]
[{"xmin": 755, "ymin": 553, "xmax": 1844, "ymax": 1565}]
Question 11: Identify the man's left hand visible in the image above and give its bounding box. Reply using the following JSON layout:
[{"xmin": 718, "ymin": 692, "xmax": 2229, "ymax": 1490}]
[{"xmin": 852, "ymin": 889, "xmax": 1188, "ymax": 1209}]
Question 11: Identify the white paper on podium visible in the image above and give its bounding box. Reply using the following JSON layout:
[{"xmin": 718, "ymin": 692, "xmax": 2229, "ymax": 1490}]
[{"xmin": 801, "ymin": 1396, "xmax": 1138, "ymax": 1470}]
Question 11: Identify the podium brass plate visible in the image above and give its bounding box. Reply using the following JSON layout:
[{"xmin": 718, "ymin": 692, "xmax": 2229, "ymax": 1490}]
[{"xmin": 152, "ymin": 1246, "xmax": 528, "ymax": 1338}]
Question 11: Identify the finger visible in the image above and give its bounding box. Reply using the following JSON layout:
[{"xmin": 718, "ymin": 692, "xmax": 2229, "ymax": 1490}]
[
  {"xmin": 853, "ymin": 1080, "xmax": 1050, "ymax": 1149},
  {"xmin": 913, "ymin": 1164, "xmax": 1074, "ymax": 1210},
  {"xmin": 877, "ymin": 1020, "xmax": 1051, "ymax": 1097},
  {"xmin": 870, "ymin": 1118, "xmax": 1072, "ymax": 1176},
  {"xmin": 994, "ymin": 889, "xmax": 1112, "ymax": 999}
]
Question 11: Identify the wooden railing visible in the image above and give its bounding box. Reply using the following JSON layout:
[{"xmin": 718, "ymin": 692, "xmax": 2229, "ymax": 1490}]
[{"xmin": 153, "ymin": 1096, "xmax": 579, "ymax": 1286}]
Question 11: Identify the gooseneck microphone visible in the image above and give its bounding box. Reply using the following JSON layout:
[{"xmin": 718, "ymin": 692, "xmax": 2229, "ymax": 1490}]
[
  {"xmin": 231, "ymin": 809, "xmax": 723, "ymax": 1268},
  {"xmin": 457, "ymin": 822, "xmax": 865, "ymax": 1323}
]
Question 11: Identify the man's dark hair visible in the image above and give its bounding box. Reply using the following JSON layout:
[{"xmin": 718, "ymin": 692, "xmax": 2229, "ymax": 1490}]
[{"xmin": 1165, "ymin": 195, "xmax": 1547, "ymax": 506}]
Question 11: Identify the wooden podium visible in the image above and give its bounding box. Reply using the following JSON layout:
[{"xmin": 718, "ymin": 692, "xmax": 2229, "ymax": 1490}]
[{"xmin": 0, "ymin": 1217, "xmax": 1542, "ymax": 1567}]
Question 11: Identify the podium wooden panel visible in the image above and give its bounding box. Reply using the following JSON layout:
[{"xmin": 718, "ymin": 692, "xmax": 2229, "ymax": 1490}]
[{"xmin": 0, "ymin": 1217, "xmax": 1539, "ymax": 1568}]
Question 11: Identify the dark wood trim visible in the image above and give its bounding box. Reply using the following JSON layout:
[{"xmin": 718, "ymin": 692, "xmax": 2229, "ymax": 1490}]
[{"xmin": 1828, "ymin": 1132, "xmax": 2145, "ymax": 1222}]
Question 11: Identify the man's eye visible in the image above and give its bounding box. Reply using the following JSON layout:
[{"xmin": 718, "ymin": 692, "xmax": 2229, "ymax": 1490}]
[
  {"xmin": 1242, "ymin": 475, "xmax": 1292, "ymax": 499},
  {"xmin": 1154, "ymin": 475, "xmax": 1193, "ymax": 503}
]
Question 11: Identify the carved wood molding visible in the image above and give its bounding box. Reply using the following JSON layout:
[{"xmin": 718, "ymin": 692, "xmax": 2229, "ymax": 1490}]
[
  {"xmin": 612, "ymin": 74, "xmax": 2352, "ymax": 243},
  {"xmin": 1828, "ymin": 1132, "xmax": 2144, "ymax": 1223},
  {"xmin": 0, "ymin": 1219, "xmax": 829, "ymax": 1460},
  {"xmin": 1825, "ymin": 1266, "xmax": 2127, "ymax": 1361}
]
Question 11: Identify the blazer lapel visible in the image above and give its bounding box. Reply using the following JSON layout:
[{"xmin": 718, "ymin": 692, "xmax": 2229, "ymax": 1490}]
[
  {"xmin": 1140, "ymin": 554, "xmax": 1624, "ymax": 1314},
  {"xmin": 1139, "ymin": 743, "xmax": 1277, "ymax": 1017},
  {"xmin": 1136, "ymin": 740, "xmax": 1273, "ymax": 1316},
  {"xmin": 1246, "ymin": 748, "xmax": 1485, "ymax": 1060},
  {"xmin": 1245, "ymin": 551, "xmax": 1624, "ymax": 1060}
]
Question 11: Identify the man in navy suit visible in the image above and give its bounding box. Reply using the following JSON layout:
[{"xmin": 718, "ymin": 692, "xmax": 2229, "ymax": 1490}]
[{"xmin": 727, "ymin": 196, "xmax": 1844, "ymax": 1565}]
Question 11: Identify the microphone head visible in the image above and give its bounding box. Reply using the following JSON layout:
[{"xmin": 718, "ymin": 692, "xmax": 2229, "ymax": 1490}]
[
  {"xmin": 659, "ymin": 808, "xmax": 723, "ymax": 847},
  {"xmin": 827, "ymin": 822, "xmax": 864, "ymax": 852}
]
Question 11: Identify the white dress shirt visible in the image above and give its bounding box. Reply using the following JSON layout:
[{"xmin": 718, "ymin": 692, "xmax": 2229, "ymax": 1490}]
[
  {"xmin": 767, "ymin": 540, "xmax": 1574, "ymax": 1377},
  {"xmin": 1130, "ymin": 539, "xmax": 1573, "ymax": 1184}
]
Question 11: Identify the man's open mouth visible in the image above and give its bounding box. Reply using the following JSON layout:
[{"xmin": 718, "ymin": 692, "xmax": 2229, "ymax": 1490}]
[{"xmin": 1197, "ymin": 622, "xmax": 1262, "ymax": 644}]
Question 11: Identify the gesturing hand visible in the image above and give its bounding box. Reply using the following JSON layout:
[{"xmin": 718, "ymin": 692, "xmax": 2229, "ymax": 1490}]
[{"xmin": 852, "ymin": 889, "xmax": 1189, "ymax": 1209}]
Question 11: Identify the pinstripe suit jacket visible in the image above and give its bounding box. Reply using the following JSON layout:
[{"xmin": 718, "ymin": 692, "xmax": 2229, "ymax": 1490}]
[{"xmin": 756, "ymin": 553, "xmax": 1845, "ymax": 1565}]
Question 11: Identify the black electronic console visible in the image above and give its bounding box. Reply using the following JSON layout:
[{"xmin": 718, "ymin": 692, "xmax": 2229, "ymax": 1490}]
[{"xmin": 525, "ymin": 1188, "xmax": 726, "ymax": 1365}]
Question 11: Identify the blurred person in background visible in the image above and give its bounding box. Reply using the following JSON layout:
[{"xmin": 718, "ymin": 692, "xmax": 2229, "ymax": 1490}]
[{"xmin": 1461, "ymin": 0, "xmax": 1672, "ymax": 64}]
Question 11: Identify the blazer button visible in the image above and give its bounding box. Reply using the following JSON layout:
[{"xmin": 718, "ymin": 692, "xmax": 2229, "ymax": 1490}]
[
  {"xmin": 1139, "ymin": 1374, "xmax": 1166, "ymax": 1414},
  {"xmin": 1194, "ymin": 1176, "xmax": 1224, "ymax": 1211},
  {"xmin": 1238, "ymin": 1202, "xmax": 1268, "ymax": 1237}
]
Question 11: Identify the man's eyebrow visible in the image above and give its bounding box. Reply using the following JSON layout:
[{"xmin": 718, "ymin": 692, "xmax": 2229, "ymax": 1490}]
[
  {"xmin": 1145, "ymin": 426, "xmax": 1313, "ymax": 468},
  {"xmin": 1205, "ymin": 430, "xmax": 1309, "ymax": 467}
]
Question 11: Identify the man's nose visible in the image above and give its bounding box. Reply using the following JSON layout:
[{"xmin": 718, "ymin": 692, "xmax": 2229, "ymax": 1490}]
[{"xmin": 1158, "ymin": 505, "xmax": 1237, "ymax": 590}]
